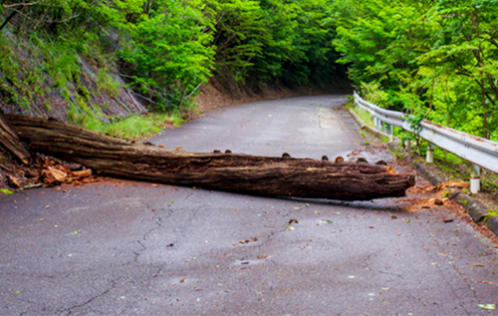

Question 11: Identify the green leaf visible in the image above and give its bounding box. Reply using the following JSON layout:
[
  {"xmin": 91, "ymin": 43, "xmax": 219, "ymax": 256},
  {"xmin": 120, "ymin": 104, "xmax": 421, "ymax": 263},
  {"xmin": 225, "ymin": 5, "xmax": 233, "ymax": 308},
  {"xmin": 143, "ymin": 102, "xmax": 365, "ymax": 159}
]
[
  {"xmin": 478, "ymin": 304, "xmax": 496, "ymax": 310},
  {"xmin": 0, "ymin": 189, "xmax": 13, "ymax": 195}
]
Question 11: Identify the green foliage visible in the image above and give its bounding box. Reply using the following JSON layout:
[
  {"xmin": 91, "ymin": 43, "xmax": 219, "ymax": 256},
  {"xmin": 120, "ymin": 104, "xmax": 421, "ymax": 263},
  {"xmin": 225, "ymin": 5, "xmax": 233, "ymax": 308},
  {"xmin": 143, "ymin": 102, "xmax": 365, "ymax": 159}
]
[
  {"xmin": 105, "ymin": 113, "xmax": 184, "ymax": 140},
  {"xmin": 351, "ymin": 106, "xmax": 375, "ymax": 127},
  {"xmin": 0, "ymin": 189, "xmax": 13, "ymax": 195},
  {"xmin": 96, "ymin": 70, "xmax": 122, "ymax": 98},
  {"xmin": 0, "ymin": 0, "xmax": 347, "ymax": 118},
  {"xmin": 359, "ymin": 81, "xmax": 390, "ymax": 108},
  {"xmin": 332, "ymin": 0, "xmax": 498, "ymax": 141},
  {"xmin": 120, "ymin": 0, "xmax": 215, "ymax": 110}
]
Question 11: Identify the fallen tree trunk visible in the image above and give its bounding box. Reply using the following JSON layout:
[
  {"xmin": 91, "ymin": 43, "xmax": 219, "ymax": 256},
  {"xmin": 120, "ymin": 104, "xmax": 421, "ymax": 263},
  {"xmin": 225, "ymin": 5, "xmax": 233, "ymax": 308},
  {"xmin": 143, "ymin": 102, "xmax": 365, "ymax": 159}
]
[
  {"xmin": 7, "ymin": 114, "xmax": 415, "ymax": 200},
  {"xmin": 0, "ymin": 109, "xmax": 29, "ymax": 164}
]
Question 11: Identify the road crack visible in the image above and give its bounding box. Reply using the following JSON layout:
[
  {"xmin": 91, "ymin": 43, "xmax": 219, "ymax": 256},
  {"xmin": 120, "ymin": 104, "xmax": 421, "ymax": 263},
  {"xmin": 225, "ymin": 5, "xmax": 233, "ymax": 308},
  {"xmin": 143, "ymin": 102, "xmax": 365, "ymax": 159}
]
[{"xmin": 57, "ymin": 280, "xmax": 116, "ymax": 316}]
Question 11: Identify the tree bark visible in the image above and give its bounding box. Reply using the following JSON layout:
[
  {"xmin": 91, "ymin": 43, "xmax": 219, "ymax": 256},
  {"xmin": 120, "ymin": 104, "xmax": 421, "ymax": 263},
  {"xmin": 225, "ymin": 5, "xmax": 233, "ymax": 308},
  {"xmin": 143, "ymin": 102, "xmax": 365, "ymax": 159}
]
[
  {"xmin": 0, "ymin": 109, "xmax": 29, "ymax": 164},
  {"xmin": 7, "ymin": 114, "xmax": 415, "ymax": 200}
]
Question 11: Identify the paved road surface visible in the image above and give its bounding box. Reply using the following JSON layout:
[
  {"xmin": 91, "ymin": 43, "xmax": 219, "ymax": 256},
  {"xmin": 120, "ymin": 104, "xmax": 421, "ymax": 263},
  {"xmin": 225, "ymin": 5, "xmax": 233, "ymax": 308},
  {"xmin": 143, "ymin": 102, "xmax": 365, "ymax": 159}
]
[{"xmin": 1, "ymin": 95, "xmax": 497, "ymax": 315}]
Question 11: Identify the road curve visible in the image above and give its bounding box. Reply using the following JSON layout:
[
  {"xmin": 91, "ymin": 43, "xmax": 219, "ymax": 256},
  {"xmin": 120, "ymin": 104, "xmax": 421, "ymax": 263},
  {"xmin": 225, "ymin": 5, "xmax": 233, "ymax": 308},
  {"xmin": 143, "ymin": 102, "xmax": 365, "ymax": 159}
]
[{"xmin": 1, "ymin": 95, "xmax": 497, "ymax": 315}]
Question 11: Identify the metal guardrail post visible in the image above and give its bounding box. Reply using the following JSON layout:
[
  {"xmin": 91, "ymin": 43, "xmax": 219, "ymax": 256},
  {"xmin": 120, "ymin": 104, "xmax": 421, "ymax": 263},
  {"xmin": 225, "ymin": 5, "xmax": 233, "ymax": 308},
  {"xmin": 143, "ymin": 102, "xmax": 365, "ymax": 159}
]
[
  {"xmin": 404, "ymin": 139, "xmax": 411, "ymax": 150},
  {"xmin": 471, "ymin": 165, "xmax": 480, "ymax": 194},
  {"xmin": 426, "ymin": 143, "xmax": 434, "ymax": 163},
  {"xmin": 388, "ymin": 124, "xmax": 393, "ymax": 142}
]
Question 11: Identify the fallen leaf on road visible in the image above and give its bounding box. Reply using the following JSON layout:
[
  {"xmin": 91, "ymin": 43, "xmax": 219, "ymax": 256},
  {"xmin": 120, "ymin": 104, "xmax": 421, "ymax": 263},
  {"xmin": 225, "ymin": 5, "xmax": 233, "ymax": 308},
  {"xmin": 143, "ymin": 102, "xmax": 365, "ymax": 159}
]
[
  {"xmin": 473, "ymin": 264, "xmax": 485, "ymax": 267},
  {"xmin": 180, "ymin": 278, "xmax": 187, "ymax": 283},
  {"xmin": 391, "ymin": 215, "xmax": 397, "ymax": 219},
  {"xmin": 478, "ymin": 304, "xmax": 496, "ymax": 310},
  {"xmin": 45, "ymin": 205, "xmax": 50, "ymax": 209},
  {"xmin": 257, "ymin": 254, "xmax": 268, "ymax": 259},
  {"xmin": 369, "ymin": 226, "xmax": 375, "ymax": 229},
  {"xmin": 0, "ymin": 189, "xmax": 13, "ymax": 194},
  {"xmin": 477, "ymin": 281, "xmax": 493, "ymax": 284},
  {"xmin": 288, "ymin": 219, "xmax": 299, "ymax": 224},
  {"xmin": 287, "ymin": 226, "xmax": 295, "ymax": 231},
  {"xmin": 72, "ymin": 230, "xmax": 82, "ymax": 235}
]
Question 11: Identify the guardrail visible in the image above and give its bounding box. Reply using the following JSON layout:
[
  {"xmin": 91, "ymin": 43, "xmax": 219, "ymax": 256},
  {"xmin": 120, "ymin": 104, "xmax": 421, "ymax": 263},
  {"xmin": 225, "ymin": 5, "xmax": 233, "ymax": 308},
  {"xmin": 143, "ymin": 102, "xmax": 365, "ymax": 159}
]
[{"xmin": 353, "ymin": 91, "xmax": 498, "ymax": 194}]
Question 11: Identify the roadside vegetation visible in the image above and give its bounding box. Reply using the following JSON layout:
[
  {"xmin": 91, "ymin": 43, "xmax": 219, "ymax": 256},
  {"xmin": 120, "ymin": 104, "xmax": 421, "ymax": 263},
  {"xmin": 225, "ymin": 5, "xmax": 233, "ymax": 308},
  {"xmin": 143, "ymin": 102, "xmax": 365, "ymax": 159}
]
[
  {"xmin": 0, "ymin": 0, "xmax": 348, "ymax": 139},
  {"xmin": 332, "ymin": 0, "xmax": 498, "ymax": 142}
]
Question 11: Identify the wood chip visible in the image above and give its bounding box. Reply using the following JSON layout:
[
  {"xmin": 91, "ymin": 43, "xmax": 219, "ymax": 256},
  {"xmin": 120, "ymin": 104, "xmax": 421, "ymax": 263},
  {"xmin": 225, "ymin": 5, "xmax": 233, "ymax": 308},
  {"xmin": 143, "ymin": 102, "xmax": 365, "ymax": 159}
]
[
  {"xmin": 72, "ymin": 169, "xmax": 92, "ymax": 179},
  {"xmin": 7, "ymin": 175, "xmax": 21, "ymax": 188}
]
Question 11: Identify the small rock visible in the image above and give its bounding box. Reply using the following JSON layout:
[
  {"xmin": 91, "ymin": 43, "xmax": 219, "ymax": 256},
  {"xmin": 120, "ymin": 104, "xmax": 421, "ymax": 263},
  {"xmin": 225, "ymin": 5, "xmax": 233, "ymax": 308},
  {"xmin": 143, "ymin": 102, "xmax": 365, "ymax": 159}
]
[
  {"xmin": 435, "ymin": 198, "xmax": 444, "ymax": 206},
  {"xmin": 335, "ymin": 156, "xmax": 344, "ymax": 163},
  {"xmin": 282, "ymin": 153, "xmax": 291, "ymax": 158},
  {"xmin": 376, "ymin": 160, "xmax": 387, "ymax": 165},
  {"xmin": 213, "ymin": 149, "xmax": 221, "ymax": 154},
  {"xmin": 225, "ymin": 149, "xmax": 232, "ymax": 154},
  {"xmin": 322, "ymin": 155, "xmax": 329, "ymax": 161},
  {"xmin": 176, "ymin": 146, "xmax": 184, "ymax": 151}
]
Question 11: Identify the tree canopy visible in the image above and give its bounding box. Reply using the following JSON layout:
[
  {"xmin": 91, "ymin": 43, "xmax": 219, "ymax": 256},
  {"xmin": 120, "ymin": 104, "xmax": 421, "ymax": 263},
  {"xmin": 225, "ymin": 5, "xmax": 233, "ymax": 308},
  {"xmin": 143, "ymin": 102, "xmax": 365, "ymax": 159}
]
[
  {"xmin": 0, "ymin": 0, "xmax": 345, "ymax": 113},
  {"xmin": 332, "ymin": 0, "xmax": 498, "ymax": 140}
]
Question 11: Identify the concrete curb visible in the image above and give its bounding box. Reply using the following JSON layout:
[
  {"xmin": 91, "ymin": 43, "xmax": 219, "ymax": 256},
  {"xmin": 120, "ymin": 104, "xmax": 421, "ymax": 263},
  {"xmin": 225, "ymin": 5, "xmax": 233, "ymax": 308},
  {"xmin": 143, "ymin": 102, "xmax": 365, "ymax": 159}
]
[{"xmin": 485, "ymin": 217, "xmax": 498, "ymax": 236}]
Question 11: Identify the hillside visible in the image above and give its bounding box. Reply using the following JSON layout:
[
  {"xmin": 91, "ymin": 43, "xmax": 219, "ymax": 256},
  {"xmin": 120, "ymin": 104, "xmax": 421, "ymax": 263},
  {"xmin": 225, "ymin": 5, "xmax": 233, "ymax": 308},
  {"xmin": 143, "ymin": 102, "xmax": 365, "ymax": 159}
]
[{"xmin": 0, "ymin": 0, "xmax": 347, "ymax": 135}]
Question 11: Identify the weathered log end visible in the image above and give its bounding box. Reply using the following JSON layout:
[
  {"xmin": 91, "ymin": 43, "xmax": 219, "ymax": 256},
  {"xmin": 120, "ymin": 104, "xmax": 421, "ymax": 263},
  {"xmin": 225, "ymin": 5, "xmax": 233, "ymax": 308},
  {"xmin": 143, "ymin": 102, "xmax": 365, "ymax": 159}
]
[{"xmin": 0, "ymin": 110, "xmax": 30, "ymax": 164}]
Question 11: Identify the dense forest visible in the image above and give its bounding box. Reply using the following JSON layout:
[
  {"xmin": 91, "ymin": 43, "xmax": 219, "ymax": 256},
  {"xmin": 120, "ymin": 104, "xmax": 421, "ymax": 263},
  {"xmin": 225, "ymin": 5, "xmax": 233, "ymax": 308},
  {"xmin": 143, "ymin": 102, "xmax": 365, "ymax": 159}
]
[
  {"xmin": 333, "ymin": 0, "xmax": 498, "ymax": 141},
  {"xmin": 0, "ymin": 0, "xmax": 497, "ymax": 142},
  {"xmin": 0, "ymin": 0, "xmax": 345, "ymax": 130}
]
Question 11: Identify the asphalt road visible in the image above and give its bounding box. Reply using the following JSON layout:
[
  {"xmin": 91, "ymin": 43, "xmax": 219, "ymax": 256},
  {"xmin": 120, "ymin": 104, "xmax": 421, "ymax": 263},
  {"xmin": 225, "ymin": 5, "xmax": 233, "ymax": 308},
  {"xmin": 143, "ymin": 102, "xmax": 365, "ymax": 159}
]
[{"xmin": 1, "ymin": 95, "xmax": 498, "ymax": 315}]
